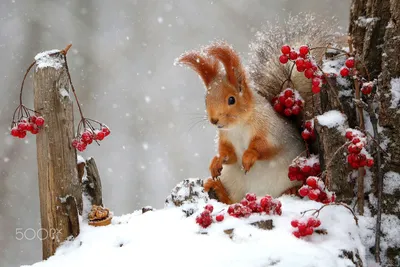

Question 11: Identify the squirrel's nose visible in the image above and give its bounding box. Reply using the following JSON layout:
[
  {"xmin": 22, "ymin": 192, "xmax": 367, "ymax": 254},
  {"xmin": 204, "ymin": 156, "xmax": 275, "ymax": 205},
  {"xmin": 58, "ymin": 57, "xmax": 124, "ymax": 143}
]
[{"xmin": 210, "ymin": 118, "xmax": 219, "ymax": 125}]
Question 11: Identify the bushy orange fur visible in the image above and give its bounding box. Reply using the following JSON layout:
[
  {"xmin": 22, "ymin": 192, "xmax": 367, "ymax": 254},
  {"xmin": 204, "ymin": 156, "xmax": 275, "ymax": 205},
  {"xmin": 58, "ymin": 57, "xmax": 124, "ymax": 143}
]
[{"xmin": 178, "ymin": 42, "xmax": 304, "ymax": 204}]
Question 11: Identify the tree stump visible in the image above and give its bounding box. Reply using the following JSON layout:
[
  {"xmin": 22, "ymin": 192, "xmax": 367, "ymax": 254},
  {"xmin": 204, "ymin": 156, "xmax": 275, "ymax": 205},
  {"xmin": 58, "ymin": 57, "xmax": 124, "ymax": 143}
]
[{"xmin": 34, "ymin": 50, "xmax": 82, "ymax": 260}]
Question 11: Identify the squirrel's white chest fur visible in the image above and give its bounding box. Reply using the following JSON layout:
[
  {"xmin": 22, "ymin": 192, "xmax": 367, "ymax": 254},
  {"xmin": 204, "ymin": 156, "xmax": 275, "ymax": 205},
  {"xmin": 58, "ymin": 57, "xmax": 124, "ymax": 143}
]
[{"xmin": 218, "ymin": 110, "xmax": 302, "ymax": 203}]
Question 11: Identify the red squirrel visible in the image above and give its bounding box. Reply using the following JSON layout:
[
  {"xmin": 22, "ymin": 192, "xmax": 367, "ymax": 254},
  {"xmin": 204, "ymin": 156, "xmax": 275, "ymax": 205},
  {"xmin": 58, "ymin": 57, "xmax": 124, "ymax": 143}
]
[{"xmin": 177, "ymin": 16, "xmax": 337, "ymax": 204}]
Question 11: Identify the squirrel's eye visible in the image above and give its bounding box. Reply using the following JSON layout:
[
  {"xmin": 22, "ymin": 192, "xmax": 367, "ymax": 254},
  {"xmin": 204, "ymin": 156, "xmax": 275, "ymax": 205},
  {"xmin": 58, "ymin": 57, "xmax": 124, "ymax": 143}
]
[{"xmin": 228, "ymin": 96, "xmax": 236, "ymax": 105}]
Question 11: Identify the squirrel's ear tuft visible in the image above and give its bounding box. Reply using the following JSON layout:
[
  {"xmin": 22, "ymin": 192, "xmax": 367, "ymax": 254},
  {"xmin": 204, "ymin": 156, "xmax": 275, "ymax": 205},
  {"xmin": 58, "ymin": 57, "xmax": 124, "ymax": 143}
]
[
  {"xmin": 176, "ymin": 51, "xmax": 219, "ymax": 87},
  {"xmin": 206, "ymin": 42, "xmax": 247, "ymax": 92}
]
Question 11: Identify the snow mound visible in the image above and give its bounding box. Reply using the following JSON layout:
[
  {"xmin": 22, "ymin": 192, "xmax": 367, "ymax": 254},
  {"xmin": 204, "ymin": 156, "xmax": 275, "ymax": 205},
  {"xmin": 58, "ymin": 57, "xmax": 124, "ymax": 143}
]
[
  {"xmin": 24, "ymin": 196, "xmax": 366, "ymax": 267},
  {"xmin": 317, "ymin": 110, "xmax": 346, "ymax": 130}
]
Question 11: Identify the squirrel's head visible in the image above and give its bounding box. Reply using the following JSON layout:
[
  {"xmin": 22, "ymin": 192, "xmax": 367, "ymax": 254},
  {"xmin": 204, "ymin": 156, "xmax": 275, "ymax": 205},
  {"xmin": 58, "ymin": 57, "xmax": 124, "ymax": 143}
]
[{"xmin": 177, "ymin": 42, "xmax": 253, "ymax": 129}]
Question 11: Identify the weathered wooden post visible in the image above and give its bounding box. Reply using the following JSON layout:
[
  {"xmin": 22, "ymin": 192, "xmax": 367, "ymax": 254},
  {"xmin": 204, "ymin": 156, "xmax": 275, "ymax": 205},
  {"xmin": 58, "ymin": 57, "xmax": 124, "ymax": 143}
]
[{"xmin": 33, "ymin": 49, "xmax": 82, "ymax": 259}]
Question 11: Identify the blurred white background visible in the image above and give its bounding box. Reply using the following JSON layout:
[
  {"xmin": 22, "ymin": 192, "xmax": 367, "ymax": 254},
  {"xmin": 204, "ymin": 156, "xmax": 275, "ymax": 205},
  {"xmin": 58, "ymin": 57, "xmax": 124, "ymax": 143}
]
[{"xmin": 0, "ymin": 0, "xmax": 350, "ymax": 266}]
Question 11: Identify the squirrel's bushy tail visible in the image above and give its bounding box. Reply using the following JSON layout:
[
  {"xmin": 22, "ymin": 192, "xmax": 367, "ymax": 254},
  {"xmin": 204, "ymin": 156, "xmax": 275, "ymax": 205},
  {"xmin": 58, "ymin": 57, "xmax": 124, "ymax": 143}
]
[{"xmin": 248, "ymin": 13, "xmax": 342, "ymax": 103}]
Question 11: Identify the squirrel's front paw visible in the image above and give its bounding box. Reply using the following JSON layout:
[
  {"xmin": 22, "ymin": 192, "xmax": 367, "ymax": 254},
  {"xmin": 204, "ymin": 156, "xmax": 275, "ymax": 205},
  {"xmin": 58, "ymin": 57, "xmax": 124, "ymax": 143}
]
[
  {"xmin": 210, "ymin": 156, "xmax": 223, "ymax": 179},
  {"xmin": 242, "ymin": 149, "xmax": 258, "ymax": 173}
]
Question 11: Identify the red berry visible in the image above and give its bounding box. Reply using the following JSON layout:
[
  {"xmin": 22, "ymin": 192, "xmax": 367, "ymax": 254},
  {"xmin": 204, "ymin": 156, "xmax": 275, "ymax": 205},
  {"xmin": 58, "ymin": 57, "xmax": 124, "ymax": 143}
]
[
  {"xmin": 102, "ymin": 126, "xmax": 110, "ymax": 136},
  {"xmin": 305, "ymin": 227, "xmax": 314, "ymax": 236},
  {"xmin": 291, "ymin": 220, "xmax": 299, "ymax": 227},
  {"xmin": 292, "ymin": 105, "xmax": 301, "ymax": 115},
  {"xmin": 240, "ymin": 199, "xmax": 249, "ymax": 206},
  {"xmin": 312, "ymin": 86, "xmax": 321, "ymax": 94},
  {"xmin": 304, "ymin": 60, "xmax": 313, "ymax": 69},
  {"xmin": 72, "ymin": 139, "xmax": 79, "ymax": 148},
  {"xmin": 29, "ymin": 115, "xmax": 37, "ymax": 124},
  {"xmin": 281, "ymin": 45, "xmax": 291, "ymax": 55},
  {"xmin": 204, "ymin": 204, "xmax": 214, "ymax": 212},
  {"xmin": 284, "ymin": 108, "xmax": 292, "ymax": 116},
  {"xmin": 307, "ymin": 217, "xmax": 317, "ymax": 227},
  {"xmin": 18, "ymin": 130, "xmax": 27, "ymax": 139},
  {"xmin": 312, "ymin": 78, "xmax": 321, "ymax": 87},
  {"xmin": 305, "ymin": 121, "xmax": 312, "ymax": 130},
  {"xmin": 76, "ymin": 142, "xmax": 87, "ymax": 152},
  {"xmin": 296, "ymin": 65, "xmax": 306, "ymax": 72},
  {"xmin": 289, "ymin": 51, "xmax": 298, "ymax": 60},
  {"xmin": 301, "ymin": 165, "xmax": 311, "ymax": 174},
  {"xmin": 340, "ymin": 67, "xmax": 350, "ymax": 77},
  {"xmin": 295, "ymin": 58, "xmax": 305, "ymax": 68},
  {"xmin": 295, "ymin": 99, "xmax": 303, "ymax": 107},
  {"xmin": 81, "ymin": 131, "xmax": 93, "ymax": 144},
  {"xmin": 274, "ymin": 103, "xmax": 284, "ymax": 113},
  {"xmin": 345, "ymin": 57, "xmax": 355, "ymax": 68},
  {"xmin": 215, "ymin": 214, "xmax": 224, "ymax": 222},
  {"xmin": 247, "ymin": 201, "xmax": 258, "ymax": 212},
  {"xmin": 245, "ymin": 193, "xmax": 257, "ymax": 202},
  {"xmin": 30, "ymin": 125, "xmax": 39, "ymax": 134},
  {"xmin": 227, "ymin": 206, "xmax": 234, "ymax": 214},
  {"xmin": 345, "ymin": 131, "xmax": 353, "ymax": 140},
  {"xmin": 17, "ymin": 122, "xmax": 28, "ymax": 131},
  {"xmin": 260, "ymin": 196, "xmax": 272, "ymax": 208},
  {"xmin": 304, "ymin": 68, "xmax": 314, "ymax": 79},
  {"xmin": 298, "ymin": 223, "xmax": 307, "ymax": 232},
  {"xmin": 366, "ymin": 158, "xmax": 374, "ymax": 167},
  {"xmin": 312, "ymin": 163, "xmax": 321, "ymax": 174},
  {"xmin": 94, "ymin": 130, "xmax": 105, "ymax": 141},
  {"xmin": 278, "ymin": 95, "xmax": 286, "ymax": 104},
  {"xmin": 279, "ymin": 55, "xmax": 289, "ymax": 64},
  {"xmin": 299, "ymin": 45, "xmax": 309, "ymax": 56},
  {"xmin": 301, "ymin": 130, "xmax": 311, "ymax": 140},
  {"xmin": 314, "ymin": 219, "xmax": 321, "ymax": 227},
  {"xmin": 308, "ymin": 190, "xmax": 319, "ymax": 200},
  {"xmin": 283, "ymin": 89, "xmax": 294, "ymax": 98},
  {"xmin": 298, "ymin": 186, "xmax": 309, "ymax": 197},
  {"xmin": 306, "ymin": 177, "xmax": 318, "ymax": 189},
  {"xmin": 11, "ymin": 127, "xmax": 19, "ymax": 137},
  {"xmin": 284, "ymin": 98, "xmax": 294, "ymax": 108},
  {"xmin": 35, "ymin": 116, "xmax": 45, "ymax": 126},
  {"xmin": 293, "ymin": 231, "xmax": 301, "ymax": 238}
]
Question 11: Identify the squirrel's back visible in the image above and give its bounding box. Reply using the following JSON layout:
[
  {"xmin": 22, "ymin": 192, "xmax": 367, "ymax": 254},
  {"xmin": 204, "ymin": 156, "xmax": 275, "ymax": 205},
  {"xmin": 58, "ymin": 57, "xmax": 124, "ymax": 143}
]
[{"xmin": 248, "ymin": 14, "xmax": 340, "ymax": 105}]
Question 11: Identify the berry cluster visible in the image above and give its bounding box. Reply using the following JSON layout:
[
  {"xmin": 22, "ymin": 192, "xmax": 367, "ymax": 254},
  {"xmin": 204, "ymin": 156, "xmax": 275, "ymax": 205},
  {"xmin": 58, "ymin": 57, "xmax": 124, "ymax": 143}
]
[
  {"xmin": 195, "ymin": 204, "xmax": 224, "ymax": 228},
  {"xmin": 272, "ymin": 88, "xmax": 304, "ymax": 117},
  {"xmin": 361, "ymin": 81, "xmax": 373, "ymax": 95},
  {"xmin": 298, "ymin": 176, "xmax": 336, "ymax": 203},
  {"xmin": 345, "ymin": 129, "xmax": 374, "ymax": 169},
  {"xmin": 228, "ymin": 193, "xmax": 282, "ymax": 217},
  {"xmin": 72, "ymin": 123, "xmax": 110, "ymax": 152},
  {"xmin": 291, "ymin": 216, "xmax": 321, "ymax": 238},
  {"xmin": 339, "ymin": 57, "xmax": 355, "ymax": 77},
  {"xmin": 11, "ymin": 115, "xmax": 45, "ymax": 138},
  {"xmin": 279, "ymin": 45, "xmax": 324, "ymax": 94},
  {"xmin": 288, "ymin": 155, "xmax": 321, "ymax": 182},
  {"xmin": 301, "ymin": 120, "xmax": 316, "ymax": 142}
]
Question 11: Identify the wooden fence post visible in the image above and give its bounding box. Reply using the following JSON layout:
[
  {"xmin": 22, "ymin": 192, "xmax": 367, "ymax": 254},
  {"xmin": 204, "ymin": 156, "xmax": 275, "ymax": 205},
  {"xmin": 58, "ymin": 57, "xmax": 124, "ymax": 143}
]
[{"xmin": 34, "ymin": 50, "xmax": 82, "ymax": 259}]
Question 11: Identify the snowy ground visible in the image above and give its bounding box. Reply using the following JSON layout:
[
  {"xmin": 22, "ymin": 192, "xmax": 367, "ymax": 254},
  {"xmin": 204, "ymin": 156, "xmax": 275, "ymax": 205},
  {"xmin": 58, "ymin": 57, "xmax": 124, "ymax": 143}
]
[{"xmin": 24, "ymin": 185, "xmax": 369, "ymax": 267}]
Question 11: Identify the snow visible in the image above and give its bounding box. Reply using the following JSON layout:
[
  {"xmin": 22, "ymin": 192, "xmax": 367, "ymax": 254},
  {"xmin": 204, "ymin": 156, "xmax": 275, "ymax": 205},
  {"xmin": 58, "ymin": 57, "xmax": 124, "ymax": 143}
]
[
  {"xmin": 25, "ymin": 192, "xmax": 368, "ymax": 267},
  {"xmin": 390, "ymin": 77, "xmax": 400, "ymax": 108},
  {"xmin": 383, "ymin": 171, "xmax": 400, "ymax": 195},
  {"xmin": 59, "ymin": 88, "xmax": 70, "ymax": 100},
  {"xmin": 316, "ymin": 110, "xmax": 346, "ymax": 130},
  {"xmin": 34, "ymin": 49, "xmax": 63, "ymax": 70}
]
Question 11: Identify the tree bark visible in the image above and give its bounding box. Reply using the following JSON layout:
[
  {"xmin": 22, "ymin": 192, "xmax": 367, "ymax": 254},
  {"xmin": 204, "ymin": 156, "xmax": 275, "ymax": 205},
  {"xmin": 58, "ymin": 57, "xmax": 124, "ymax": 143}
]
[
  {"xmin": 34, "ymin": 51, "xmax": 82, "ymax": 260},
  {"xmin": 350, "ymin": 0, "xmax": 400, "ymax": 264}
]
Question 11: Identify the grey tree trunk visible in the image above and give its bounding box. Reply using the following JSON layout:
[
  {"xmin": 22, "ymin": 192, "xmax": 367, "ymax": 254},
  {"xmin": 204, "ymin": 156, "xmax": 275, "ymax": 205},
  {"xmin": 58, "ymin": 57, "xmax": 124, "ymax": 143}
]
[{"xmin": 350, "ymin": 0, "xmax": 400, "ymax": 264}]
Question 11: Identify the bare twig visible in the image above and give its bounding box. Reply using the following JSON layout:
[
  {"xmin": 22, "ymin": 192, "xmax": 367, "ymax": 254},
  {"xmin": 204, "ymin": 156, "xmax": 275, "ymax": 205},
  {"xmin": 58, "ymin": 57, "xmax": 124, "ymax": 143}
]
[
  {"xmin": 364, "ymin": 100, "xmax": 383, "ymax": 263},
  {"xmin": 300, "ymin": 202, "xmax": 358, "ymax": 226}
]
